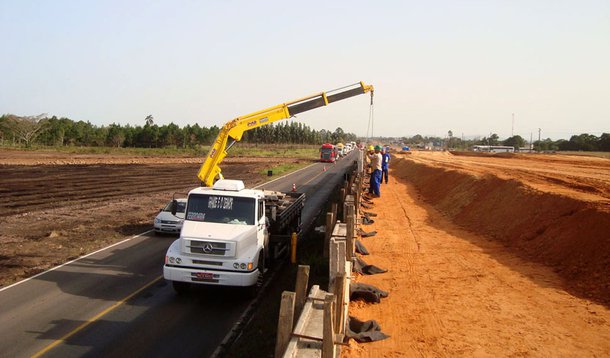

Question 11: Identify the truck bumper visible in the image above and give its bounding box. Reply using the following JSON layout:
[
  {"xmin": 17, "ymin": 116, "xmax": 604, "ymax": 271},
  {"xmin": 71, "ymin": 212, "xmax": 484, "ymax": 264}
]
[{"xmin": 163, "ymin": 265, "xmax": 259, "ymax": 287}]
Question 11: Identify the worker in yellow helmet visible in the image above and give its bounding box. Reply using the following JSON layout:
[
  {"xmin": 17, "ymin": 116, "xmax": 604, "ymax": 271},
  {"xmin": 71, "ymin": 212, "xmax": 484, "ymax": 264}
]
[{"xmin": 367, "ymin": 145, "xmax": 383, "ymax": 197}]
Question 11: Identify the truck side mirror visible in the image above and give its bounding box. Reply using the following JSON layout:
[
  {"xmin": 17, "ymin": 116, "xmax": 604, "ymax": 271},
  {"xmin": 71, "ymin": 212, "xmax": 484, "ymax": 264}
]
[{"xmin": 170, "ymin": 200, "xmax": 178, "ymax": 216}]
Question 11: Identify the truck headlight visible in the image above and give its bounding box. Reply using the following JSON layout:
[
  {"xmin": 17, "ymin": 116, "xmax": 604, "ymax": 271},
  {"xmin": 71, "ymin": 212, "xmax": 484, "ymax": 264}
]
[
  {"xmin": 155, "ymin": 218, "xmax": 161, "ymax": 224},
  {"xmin": 176, "ymin": 258, "xmax": 182, "ymax": 264},
  {"xmin": 168, "ymin": 257, "xmax": 175, "ymax": 264},
  {"xmin": 240, "ymin": 263, "xmax": 246, "ymax": 270},
  {"xmin": 233, "ymin": 263, "xmax": 239, "ymax": 269}
]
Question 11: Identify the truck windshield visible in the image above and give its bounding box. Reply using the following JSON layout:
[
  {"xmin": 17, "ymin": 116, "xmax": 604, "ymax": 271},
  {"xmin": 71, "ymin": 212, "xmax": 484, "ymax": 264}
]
[
  {"xmin": 186, "ymin": 194, "xmax": 255, "ymax": 225},
  {"xmin": 321, "ymin": 148, "xmax": 333, "ymax": 157}
]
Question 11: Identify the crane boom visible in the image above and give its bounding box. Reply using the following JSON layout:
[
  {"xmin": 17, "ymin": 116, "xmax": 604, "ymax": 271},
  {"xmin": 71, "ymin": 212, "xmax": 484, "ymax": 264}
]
[{"xmin": 197, "ymin": 81, "xmax": 374, "ymax": 187}]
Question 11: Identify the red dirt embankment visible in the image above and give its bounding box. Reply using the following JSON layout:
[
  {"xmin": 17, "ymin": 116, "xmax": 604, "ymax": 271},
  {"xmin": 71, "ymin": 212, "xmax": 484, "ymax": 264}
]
[
  {"xmin": 344, "ymin": 151, "xmax": 609, "ymax": 357},
  {"xmin": 401, "ymin": 153, "xmax": 609, "ymax": 304}
]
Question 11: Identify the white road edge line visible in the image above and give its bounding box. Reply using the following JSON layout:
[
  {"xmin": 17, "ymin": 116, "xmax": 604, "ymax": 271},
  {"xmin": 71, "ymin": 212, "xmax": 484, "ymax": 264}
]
[{"xmin": 0, "ymin": 229, "xmax": 154, "ymax": 293}]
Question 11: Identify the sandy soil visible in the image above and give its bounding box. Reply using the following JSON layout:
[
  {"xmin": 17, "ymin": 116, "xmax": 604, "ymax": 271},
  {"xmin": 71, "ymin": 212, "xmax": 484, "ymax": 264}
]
[
  {"xmin": 0, "ymin": 149, "xmax": 308, "ymax": 287},
  {"xmin": 344, "ymin": 151, "xmax": 609, "ymax": 357}
]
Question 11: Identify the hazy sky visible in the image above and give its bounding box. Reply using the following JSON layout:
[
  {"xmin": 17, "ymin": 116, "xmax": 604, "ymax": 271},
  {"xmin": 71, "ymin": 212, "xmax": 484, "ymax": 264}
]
[{"xmin": 1, "ymin": 1, "xmax": 608, "ymax": 139}]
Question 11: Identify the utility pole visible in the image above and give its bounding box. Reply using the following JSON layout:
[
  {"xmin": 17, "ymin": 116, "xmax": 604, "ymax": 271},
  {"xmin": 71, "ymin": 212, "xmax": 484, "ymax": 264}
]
[
  {"xmin": 530, "ymin": 132, "xmax": 533, "ymax": 151},
  {"xmin": 538, "ymin": 128, "xmax": 541, "ymax": 152},
  {"xmin": 512, "ymin": 113, "xmax": 514, "ymax": 137}
]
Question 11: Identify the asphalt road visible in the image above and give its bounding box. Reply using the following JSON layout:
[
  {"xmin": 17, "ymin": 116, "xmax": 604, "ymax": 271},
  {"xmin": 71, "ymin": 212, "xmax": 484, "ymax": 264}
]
[{"xmin": 0, "ymin": 151, "xmax": 360, "ymax": 358}]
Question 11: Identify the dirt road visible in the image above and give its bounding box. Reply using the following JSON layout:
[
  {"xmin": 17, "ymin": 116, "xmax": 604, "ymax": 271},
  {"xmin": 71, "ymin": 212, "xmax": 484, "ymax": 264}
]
[{"xmin": 344, "ymin": 151, "xmax": 609, "ymax": 357}]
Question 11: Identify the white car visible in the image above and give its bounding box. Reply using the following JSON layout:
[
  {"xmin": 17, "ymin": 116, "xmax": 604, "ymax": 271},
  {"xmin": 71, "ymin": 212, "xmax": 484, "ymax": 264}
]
[{"xmin": 154, "ymin": 199, "xmax": 187, "ymax": 235}]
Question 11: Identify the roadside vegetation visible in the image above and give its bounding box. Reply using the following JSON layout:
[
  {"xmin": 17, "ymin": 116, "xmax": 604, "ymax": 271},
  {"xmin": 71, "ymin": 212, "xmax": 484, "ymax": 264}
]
[
  {"xmin": 381, "ymin": 132, "xmax": 610, "ymax": 153},
  {"xmin": 259, "ymin": 161, "xmax": 314, "ymax": 177},
  {"xmin": 0, "ymin": 143, "xmax": 321, "ymax": 160},
  {"xmin": 0, "ymin": 113, "xmax": 357, "ymax": 149}
]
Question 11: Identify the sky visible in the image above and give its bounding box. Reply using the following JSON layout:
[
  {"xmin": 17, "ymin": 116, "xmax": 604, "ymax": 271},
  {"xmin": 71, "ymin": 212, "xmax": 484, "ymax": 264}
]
[{"xmin": 1, "ymin": 0, "xmax": 609, "ymax": 140}]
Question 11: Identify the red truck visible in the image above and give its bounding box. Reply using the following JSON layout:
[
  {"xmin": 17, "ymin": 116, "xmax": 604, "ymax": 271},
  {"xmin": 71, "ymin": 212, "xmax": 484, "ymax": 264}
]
[{"xmin": 320, "ymin": 143, "xmax": 337, "ymax": 163}]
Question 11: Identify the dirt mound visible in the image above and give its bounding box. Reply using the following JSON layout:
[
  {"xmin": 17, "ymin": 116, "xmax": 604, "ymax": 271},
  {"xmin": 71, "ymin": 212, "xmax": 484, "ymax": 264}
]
[{"xmin": 392, "ymin": 157, "xmax": 610, "ymax": 304}]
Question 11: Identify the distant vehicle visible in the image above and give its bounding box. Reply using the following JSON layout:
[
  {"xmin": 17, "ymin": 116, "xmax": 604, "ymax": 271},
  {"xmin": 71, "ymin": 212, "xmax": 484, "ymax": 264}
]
[
  {"xmin": 320, "ymin": 143, "xmax": 337, "ymax": 162},
  {"xmin": 154, "ymin": 198, "xmax": 187, "ymax": 235},
  {"xmin": 471, "ymin": 145, "xmax": 515, "ymax": 153},
  {"xmin": 402, "ymin": 146, "xmax": 410, "ymax": 151},
  {"xmin": 336, "ymin": 143, "xmax": 345, "ymax": 157}
]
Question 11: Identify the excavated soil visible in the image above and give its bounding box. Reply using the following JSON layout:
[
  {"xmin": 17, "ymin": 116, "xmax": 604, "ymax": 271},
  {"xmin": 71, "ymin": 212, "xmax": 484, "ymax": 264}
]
[
  {"xmin": 344, "ymin": 151, "xmax": 609, "ymax": 357},
  {"xmin": 0, "ymin": 149, "xmax": 308, "ymax": 287}
]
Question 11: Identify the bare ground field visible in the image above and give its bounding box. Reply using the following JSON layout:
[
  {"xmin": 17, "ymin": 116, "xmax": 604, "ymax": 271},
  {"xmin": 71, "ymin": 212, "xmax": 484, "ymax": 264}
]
[
  {"xmin": 344, "ymin": 151, "xmax": 609, "ymax": 357},
  {"xmin": 0, "ymin": 149, "xmax": 310, "ymax": 287}
]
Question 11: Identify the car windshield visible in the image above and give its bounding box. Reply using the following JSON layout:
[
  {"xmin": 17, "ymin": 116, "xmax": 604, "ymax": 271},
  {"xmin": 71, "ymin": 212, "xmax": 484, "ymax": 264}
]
[
  {"xmin": 185, "ymin": 194, "xmax": 255, "ymax": 225},
  {"xmin": 164, "ymin": 201, "xmax": 186, "ymax": 213}
]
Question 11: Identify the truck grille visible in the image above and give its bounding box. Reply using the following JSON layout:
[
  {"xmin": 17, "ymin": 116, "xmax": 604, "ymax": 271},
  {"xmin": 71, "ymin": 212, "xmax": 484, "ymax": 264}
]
[{"xmin": 188, "ymin": 240, "xmax": 228, "ymax": 256}]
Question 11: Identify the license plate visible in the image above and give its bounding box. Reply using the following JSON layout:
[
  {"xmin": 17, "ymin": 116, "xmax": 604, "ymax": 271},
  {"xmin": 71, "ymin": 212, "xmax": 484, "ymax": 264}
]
[{"xmin": 195, "ymin": 272, "xmax": 214, "ymax": 280}]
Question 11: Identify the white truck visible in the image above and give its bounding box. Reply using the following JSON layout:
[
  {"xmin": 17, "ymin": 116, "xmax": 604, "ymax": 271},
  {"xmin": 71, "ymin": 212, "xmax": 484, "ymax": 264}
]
[{"xmin": 163, "ymin": 179, "xmax": 304, "ymax": 295}]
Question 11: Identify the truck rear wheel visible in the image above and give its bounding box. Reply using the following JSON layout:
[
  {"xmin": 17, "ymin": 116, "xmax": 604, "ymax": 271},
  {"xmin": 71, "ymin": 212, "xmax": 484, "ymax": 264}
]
[{"xmin": 172, "ymin": 281, "xmax": 190, "ymax": 294}]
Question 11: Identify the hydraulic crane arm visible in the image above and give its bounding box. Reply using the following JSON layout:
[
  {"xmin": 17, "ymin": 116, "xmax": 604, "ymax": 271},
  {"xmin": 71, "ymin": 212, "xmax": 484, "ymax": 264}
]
[{"xmin": 197, "ymin": 81, "xmax": 374, "ymax": 187}]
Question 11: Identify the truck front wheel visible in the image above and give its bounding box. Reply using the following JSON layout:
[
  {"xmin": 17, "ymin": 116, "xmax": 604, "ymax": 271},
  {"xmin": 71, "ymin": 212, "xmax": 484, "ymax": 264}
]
[
  {"xmin": 245, "ymin": 253, "xmax": 265, "ymax": 298},
  {"xmin": 172, "ymin": 281, "xmax": 190, "ymax": 294}
]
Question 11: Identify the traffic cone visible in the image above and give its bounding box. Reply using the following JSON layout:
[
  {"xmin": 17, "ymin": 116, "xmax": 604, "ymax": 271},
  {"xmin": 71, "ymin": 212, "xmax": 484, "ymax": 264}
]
[
  {"xmin": 323, "ymin": 166, "xmax": 327, "ymax": 172},
  {"xmin": 292, "ymin": 183, "xmax": 296, "ymax": 192}
]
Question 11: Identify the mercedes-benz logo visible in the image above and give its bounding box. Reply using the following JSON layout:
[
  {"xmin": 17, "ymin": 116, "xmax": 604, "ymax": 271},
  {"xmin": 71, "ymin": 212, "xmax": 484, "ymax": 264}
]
[{"xmin": 202, "ymin": 243, "xmax": 214, "ymax": 254}]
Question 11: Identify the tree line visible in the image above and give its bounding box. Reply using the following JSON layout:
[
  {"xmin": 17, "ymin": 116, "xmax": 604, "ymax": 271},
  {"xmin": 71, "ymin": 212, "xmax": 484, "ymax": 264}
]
[
  {"xmin": 400, "ymin": 132, "xmax": 610, "ymax": 152},
  {"xmin": 0, "ymin": 114, "xmax": 357, "ymax": 148}
]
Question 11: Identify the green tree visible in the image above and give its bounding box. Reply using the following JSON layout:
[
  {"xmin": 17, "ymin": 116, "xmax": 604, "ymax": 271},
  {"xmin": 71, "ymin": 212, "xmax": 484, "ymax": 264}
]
[
  {"xmin": 106, "ymin": 123, "xmax": 125, "ymax": 147},
  {"xmin": 502, "ymin": 135, "xmax": 526, "ymax": 149}
]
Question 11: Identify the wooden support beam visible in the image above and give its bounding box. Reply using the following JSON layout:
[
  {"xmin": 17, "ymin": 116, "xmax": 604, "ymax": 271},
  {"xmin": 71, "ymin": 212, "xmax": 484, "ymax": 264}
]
[
  {"xmin": 329, "ymin": 240, "xmax": 345, "ymax": 293},
  {"xmin": 346, "ymin": 204, "xmax": 355, "ymax": 262},
  {"xmin": 275, "ymin": 291, "xmax": 296, "ymax": 358},
  {"xmin": 322, "ymin": 293, "xmax": 336, "ymax": 358},
  {"xmin": 294, "ymin": 265, "xmax": 310, "ymax": 321},
  {"xmin": 334, "ymin": 273, "xmax": 346, "ymax": 336}
]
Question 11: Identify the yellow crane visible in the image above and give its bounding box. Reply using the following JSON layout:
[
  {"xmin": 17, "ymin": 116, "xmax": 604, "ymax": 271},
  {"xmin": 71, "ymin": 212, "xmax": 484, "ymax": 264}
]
[{"xmin": 197, "ymin": 81, "xmax": 374, "ymax": 187}]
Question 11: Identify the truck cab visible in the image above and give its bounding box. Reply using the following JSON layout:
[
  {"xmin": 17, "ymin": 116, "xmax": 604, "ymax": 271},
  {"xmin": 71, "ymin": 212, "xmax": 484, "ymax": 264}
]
[
  {"xmin": 320, "ymin": 143, "xmax": 337, "ymax": 162},
  {"xmin": 163, "ymin": 179, "xmax": 304, "ymax": 295},
  {"xmin": 164, "ymin": 180, "xmax": 267, "ymax": 293}
]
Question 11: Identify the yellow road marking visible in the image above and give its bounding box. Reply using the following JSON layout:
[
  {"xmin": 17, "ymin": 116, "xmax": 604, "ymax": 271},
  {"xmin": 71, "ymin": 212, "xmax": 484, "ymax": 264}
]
[{"xmin": 31, "ymin": 275, "xmax": 163, "ymax": 358}]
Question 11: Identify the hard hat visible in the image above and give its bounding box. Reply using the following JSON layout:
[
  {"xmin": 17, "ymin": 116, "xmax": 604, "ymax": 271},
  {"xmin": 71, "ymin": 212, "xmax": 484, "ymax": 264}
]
[
  {"xmin": 374, "ymin": 145, "xmax": 382, "ymax": 151},
  {"xmin": 368, "ymin": 145, "xmax": 374, "ymax": 151}
]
